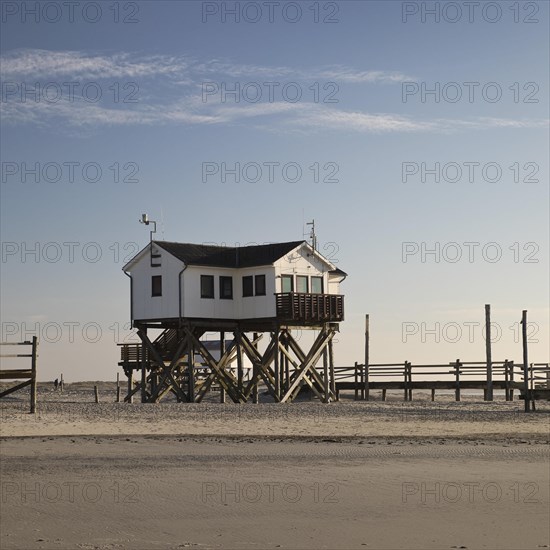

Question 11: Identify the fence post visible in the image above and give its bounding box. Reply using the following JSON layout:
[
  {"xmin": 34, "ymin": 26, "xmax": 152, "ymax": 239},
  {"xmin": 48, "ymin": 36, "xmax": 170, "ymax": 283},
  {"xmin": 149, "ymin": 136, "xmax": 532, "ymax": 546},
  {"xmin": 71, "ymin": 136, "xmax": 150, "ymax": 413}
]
[
  {"xmin": 364, "ymin": 314, "xmax": 370, "ymax": 401},
  {"xmin": 455, "ymin": 359, "xmax": 461, "ymax": 402},
  {"xmin": 403, "ymin": 361, "xmax": 408, "ymax": 401},
  {"xmin": 504, "ymin": 359, "xmax": 510, "ymax": 401},
  {"xmin": 485, "ymin": 304, "xmax": 493, "ymax": 401},
  {"xmin": 94, "ymin": 385, "xmax": 99, "ymax": 403},
  {"xmin": 354, "ymin": 361, "xmax": 359, "ymax": 401},
  {"xmin": 30, "ymin": 336, "xmax": 38, "ymax": 414},
  {"xmin": 521, "ymin": 310, "xmax": 531, "ymax": 412}
]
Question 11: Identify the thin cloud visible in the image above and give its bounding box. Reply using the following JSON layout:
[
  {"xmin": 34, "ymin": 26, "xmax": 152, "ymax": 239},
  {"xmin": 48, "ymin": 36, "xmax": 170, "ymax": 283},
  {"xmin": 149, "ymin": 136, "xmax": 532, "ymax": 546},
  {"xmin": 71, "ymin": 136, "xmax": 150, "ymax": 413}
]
[{"xmin": 1, "ymin": 49, "xmax": 547, "ymax": 134}]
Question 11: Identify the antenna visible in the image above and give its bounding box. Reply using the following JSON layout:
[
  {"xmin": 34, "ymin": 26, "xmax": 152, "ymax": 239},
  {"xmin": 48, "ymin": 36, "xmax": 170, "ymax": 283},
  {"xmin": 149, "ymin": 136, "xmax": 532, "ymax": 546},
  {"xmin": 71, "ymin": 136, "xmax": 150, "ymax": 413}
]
[
  {"xmin": 306, "ymin": 219, "xmax": 317, "ymax": 251},
  {"xmin": 139, "ymin": 213, "xmax": 157, "ymax": 242}
]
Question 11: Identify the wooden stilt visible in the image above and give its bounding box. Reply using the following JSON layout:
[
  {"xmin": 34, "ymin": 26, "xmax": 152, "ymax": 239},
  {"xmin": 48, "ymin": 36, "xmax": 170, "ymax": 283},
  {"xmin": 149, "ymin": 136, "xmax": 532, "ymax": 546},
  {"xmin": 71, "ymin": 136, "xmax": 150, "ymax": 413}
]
[
  {"xmin": 220, "ymin": 331, "xmax": 226, "ymax": 403},
  {"xmin": 431, "ymin": 388, "xmax": 435, "ymax": 401},
  {"xmin": 328, "ymin": 338, "xmax": 336, "ymax": 401}
]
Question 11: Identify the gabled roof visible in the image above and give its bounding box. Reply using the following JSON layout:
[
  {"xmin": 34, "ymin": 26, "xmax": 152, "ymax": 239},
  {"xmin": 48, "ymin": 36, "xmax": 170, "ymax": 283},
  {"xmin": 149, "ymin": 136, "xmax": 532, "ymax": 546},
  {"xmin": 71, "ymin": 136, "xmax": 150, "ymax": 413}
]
[{"xmin": 154, "ymin": 240, "xmax": 306, "ymax": 268}]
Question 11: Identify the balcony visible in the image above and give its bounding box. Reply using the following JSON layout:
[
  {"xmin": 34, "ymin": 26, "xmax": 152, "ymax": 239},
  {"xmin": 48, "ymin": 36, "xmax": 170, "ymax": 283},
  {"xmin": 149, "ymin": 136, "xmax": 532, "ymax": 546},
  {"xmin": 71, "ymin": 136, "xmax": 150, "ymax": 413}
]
[{"xmin": 275, "ymin": 293, "xmax": 344, "ymax": 323}]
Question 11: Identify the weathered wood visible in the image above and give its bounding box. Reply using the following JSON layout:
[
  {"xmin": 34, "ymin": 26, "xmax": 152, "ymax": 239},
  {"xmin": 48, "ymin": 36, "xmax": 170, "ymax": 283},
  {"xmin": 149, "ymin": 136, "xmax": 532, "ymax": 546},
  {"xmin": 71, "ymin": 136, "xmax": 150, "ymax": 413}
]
[
  {"xmin": 454, "ymin": 359, "xmax": 461, "ymax": 402},
  {"xmin": 485, "ymin": 304, "xmax": 493, "ymax": 401},
  {"xmin": 364, "ymin": 314, "xmax": 370, "ymax": 401},
  {"xmin": 328, "ymin": 338, "xmax": 336, "ymax": 400},
  {"xmin": 94, "ymin": 385, "xmax": 99, "ymax": 403},
  {"xmin": 431, "ymin": 388, "xmax": 435, "ymax": 401},
  {"xmin": 521, "ymin": 310, "xmax": 531, "ymax": 412}
]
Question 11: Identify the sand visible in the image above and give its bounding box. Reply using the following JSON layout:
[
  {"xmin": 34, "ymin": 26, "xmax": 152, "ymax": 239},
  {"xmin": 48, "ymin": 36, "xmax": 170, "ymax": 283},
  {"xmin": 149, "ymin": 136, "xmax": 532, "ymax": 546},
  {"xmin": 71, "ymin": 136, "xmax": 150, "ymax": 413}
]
[{"xmin": 1, "ymin": 385, "xmax": 549, "ymax": 549}]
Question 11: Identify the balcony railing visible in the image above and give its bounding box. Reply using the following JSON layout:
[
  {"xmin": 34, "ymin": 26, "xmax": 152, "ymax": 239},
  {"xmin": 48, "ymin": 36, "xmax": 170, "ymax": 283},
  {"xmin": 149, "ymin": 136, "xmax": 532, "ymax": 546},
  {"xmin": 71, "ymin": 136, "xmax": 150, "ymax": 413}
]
[{"xmin": 275, "ymin": 293, "xmax": 344, "ymax": 323}]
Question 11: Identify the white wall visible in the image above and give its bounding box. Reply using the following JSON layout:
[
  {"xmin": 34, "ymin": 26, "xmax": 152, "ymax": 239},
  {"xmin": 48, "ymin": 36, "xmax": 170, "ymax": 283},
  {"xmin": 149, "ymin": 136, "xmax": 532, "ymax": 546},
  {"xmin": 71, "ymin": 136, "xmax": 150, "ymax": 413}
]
[
  {"xmin": 129, "ymin": 244, "xmax": 184, "ymax": 321},
  {"xmin": 182, "ymin": 265, "xmax": 276, "ymax": 319},
  {"xmin": 128, "ymin": 242, "xmax": 341, "ymax": 322},
  {"xmin": 274, "ymin": 243, "xmax": 336, "ymax": 294}
]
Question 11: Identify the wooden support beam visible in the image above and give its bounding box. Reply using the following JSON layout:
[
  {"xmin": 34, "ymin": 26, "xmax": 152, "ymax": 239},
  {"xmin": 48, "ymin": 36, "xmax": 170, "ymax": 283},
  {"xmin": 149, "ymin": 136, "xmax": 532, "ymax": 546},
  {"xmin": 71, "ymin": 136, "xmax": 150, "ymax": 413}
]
[
  {"xmin": 485, "ymin": 304, "xmax": 493, "ymax": 401},
  {"xmin": 521, "ymin": 310, "xmax": 531, "ymax": 412},
  {"xmin": 30, "ymin": 336, "xmax": 37, "ymax": 413},
  {"xmin": 454, "ymin": 359, "xmax": 461, "ymax": 402},
  {"xmin": 364, "ymin": 314, "xmax": 370, "ymax": 401}
]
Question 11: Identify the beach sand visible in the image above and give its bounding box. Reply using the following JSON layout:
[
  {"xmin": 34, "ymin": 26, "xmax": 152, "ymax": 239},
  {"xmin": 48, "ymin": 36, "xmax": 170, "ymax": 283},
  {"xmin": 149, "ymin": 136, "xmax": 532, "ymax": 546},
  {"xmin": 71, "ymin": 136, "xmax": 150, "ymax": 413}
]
[{"xmin": 1, "ymin": 384, "xmax": 549, "ymax": 549}]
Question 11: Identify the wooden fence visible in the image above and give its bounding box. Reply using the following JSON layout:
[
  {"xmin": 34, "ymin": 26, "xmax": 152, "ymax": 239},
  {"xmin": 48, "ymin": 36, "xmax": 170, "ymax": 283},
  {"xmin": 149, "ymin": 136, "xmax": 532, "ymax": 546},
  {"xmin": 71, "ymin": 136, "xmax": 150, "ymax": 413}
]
[
  {"xmin": 333, "ymin": 359, "xmax": 536, "ymax": 402},
  {"xmin": 0, "ymin": 337, "xmax": 38, "ymax": 413}
]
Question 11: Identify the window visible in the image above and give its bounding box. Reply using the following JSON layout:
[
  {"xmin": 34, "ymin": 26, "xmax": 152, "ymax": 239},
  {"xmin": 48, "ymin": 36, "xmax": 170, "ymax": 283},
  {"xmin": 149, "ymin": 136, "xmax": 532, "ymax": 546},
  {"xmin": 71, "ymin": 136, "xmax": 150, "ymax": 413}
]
[
  {"xmin": 242, "ymin": 276, "xmax": 253, "ymax": 297},
  {"xmin": 255, "ymin": 274, "xmax": 266, "ymax": 296},
  {"xmin": 281, "ymin": 274, "xmax": 293, "ymax": 293},
  {"xmin": 151, "ymin": 275, "xmax": 162, "ymax": 297},
  {"xmin": 201, "ymin": 275, "xmax": 214, "ymax": 298},
  {"xmin": 296, "ymin": 275, "xmax": 309, "ymax": 293},
  {"xmin": 311, "ymin": 276, "xmax": 323, "ymax": 294},
  {"xmin": 219, "ymin": 276, "xmax": 233, "ymax": 299}
]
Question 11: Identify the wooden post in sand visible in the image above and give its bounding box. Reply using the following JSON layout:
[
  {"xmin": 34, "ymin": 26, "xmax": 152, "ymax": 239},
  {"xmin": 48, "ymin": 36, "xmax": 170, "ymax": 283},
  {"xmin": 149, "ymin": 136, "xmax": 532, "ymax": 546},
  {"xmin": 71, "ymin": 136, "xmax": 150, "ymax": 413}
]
[
  {"xmin": 354, "ymin": 362, "xmax": 359, "ymax": 400},
  {"xmin": 30, "ymin": 336, "xmax": 37, "ymax": 414},
  {"xmin": 116, "ymin": 372, "xmax": 121, "ymax": 403},
  {"xmin": 454, "ymin": 359, "xmax": 461, "ymax": 402},
  {"xmin": 60, "ymin": 373, "xmax": 64, "ymax": 392},
  {"xmin": 328, "ymin": 338, "xmax": 336, "ymax": 401},
  {"xmin": 485, "ymin": 304, "xmax": 493, "ymax": 401},
  {"xmin": 219, "ymin": 331, "xmax": 226, "ymax": 404},
  {"xmin": 94, "ymin": 385, "xmax": 99, "ymax": 403},
  {"xmin": 521, "ymin": 310, "xmax": 531, "ymax": 412},
  {"xmin": 364, "ymin": 314, "xmax": 370, "ymax": 401}
]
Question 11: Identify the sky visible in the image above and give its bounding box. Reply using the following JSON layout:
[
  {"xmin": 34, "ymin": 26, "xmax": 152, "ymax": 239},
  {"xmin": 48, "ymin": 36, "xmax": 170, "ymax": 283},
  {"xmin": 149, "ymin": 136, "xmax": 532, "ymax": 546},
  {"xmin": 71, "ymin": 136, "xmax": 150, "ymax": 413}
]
[{"xmin": 0, "ymin": 0, "xmax": 548, "ymax": 382}]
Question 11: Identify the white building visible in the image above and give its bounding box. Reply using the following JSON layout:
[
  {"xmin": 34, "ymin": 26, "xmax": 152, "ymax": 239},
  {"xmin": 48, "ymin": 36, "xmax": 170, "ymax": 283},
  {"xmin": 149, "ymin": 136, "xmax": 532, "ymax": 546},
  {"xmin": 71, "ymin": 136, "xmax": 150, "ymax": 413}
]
[{"xmin": 122, "ymin": 240, "xmax": 346, "ymax": 325}]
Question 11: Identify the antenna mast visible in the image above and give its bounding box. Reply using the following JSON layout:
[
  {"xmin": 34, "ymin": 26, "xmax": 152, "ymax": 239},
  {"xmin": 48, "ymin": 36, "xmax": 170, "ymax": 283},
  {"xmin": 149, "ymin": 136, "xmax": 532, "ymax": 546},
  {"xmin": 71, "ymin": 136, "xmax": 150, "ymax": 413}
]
[{"xmin": 306, "ymin": 219, "xmax": 317, "ymax": 251}]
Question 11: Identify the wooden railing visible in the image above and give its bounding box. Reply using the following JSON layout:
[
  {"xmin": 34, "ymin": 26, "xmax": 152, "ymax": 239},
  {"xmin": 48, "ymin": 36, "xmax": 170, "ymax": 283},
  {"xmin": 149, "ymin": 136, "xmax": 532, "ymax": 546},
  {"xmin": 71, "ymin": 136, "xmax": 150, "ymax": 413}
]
[
  {"xmin": 275, "ymin": 293, "xmax": 344, "ymax": 323},
  {"xmin": 0, "ymin": 337, "xmax": 38, "ymax": 413}
]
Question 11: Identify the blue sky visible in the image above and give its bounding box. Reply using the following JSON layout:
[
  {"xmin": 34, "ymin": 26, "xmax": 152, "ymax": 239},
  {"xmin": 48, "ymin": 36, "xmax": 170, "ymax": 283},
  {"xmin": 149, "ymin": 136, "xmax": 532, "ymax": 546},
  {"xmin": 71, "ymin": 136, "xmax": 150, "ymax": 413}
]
[{"xmin": 1, "ymin": 1, "xmax": 548, "ymax": 381}]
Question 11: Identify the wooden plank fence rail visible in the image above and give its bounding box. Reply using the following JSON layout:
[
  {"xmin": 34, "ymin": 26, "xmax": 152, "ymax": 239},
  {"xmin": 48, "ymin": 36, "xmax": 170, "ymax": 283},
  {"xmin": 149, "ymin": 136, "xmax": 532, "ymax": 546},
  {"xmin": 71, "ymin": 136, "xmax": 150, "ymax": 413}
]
[
  {"xmin": 333, "ymin": 359, "xmax": 530, "ymax": 403},
  {"xmin": 0, "ymin": 337, "xmax": 38, "ymax": 413}
]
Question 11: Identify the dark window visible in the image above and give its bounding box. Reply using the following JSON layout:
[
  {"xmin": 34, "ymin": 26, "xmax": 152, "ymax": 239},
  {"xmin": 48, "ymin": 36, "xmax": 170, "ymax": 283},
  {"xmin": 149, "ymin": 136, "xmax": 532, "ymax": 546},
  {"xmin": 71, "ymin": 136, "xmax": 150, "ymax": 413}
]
[
  {"xmin": 311, "ymin": 276, "xmax": 323, "ymax": 294},
  {"xmin": 219, "ymin": 276, "xmax": 233, "ymax": 299},
  {"xmin": 297, "ymin": 275, "xmax": 309, "ymax": 293},
  {"xmin": 201, "ymin": 275, "xmax": 214, "ymax": 299},
  {"xmin": 281, "ymin": 274, "xmax": 293, "ymax": 293},
  {"xmin": 151, "ymin": 275, "xmax": 162, "ymax": 297},
  {"xmin": 242, "ymin": 276, "xmax": 253, "ymax": 297},
  {"xmin": 255, "ymin": 274, "xmax": 266, "ymax": 296}
]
